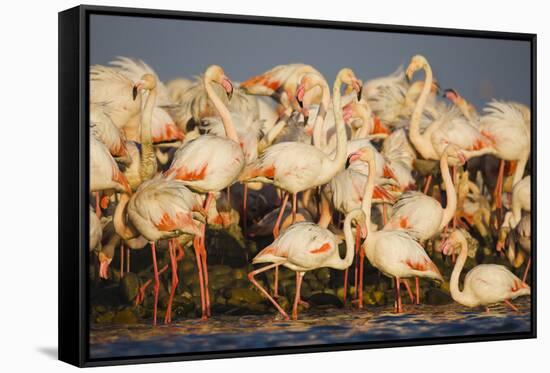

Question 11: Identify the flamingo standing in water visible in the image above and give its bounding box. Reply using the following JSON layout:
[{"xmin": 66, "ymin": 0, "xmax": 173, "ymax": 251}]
[
  {"xmin": 383, "ymin": 144, "xmax": 464, "ymax": 303},
  {"xmin": 442, "ymin": 229, "xmax": 530, "ymax": 312},
  {"xmin": 353, "ymin": 147, "xmax": 443, "ymax": 312},
  {"xmin": 116, "ymin": 177, "xmax": 204, "ymax": 324},
  {"xmin": 249, "ymin": 209, "xmax": 362, "ymax": 320},
  {"xmin": 165, "ymin": 65, "xmax": 245, "ymax": 317}
]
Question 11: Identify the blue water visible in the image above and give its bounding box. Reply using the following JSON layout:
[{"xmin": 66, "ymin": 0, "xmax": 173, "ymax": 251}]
[{"xmin": 89, "ymin": 299, "xmax": 531, "ymax": 358}]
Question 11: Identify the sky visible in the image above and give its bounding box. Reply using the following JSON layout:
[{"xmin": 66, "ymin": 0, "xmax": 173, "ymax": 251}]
[{"xmin": 90, "ymin": 14, "xmax": 531, "ymax": 109}]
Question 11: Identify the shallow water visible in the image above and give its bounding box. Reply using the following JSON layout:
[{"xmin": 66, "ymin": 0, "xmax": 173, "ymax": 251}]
[{"xmin": 89, "ymin": 298, "xmax": 531, "ymax": 358}]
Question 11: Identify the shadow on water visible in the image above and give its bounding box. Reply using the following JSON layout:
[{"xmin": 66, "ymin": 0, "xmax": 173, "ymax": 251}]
[{"xmin": 90, "ymin": 299, "xmax": 531, "ymax": 359}]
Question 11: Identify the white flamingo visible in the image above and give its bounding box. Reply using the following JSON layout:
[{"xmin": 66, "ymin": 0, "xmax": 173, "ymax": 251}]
[
  {"xmin": 249, "ymin": 209, "xmax": 362, "ymax": 320},
  {"xmin": 354, "ymin": 147, "xmax": 443, "ymax": 312},
  {"xmin": 442, "ymin": 229, "xmax": 530, "ymax": 312}
]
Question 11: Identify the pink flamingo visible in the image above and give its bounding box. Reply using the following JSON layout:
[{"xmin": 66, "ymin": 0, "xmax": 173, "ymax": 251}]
[
  {"xmin": 353, "ymin": 147, "xmax": 443, "ymax": 312},
  {"xmin": 90, "ymin": 136, "xmax": 132, "ymax": 217},
  {"xmin": 383, "ymin": 144, "xmax": 464, "ymax": 303},
  {"xmin": 116, "ymin": 177, "xmax": 205, "ymax": 324},
  {"xmin": 442, "ymin": 229, "xmax": 530, "ymax": 312},
  {"xmin": 165, "ymin": 65, "xmax": 244, "ymax": 317},
  {"xmin": 249, "ymin": 209, "xmax": 362, "ymax": 320}
]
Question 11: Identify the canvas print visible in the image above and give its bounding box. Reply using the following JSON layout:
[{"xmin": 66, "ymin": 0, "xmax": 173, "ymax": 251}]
[{"xmin": 88, "ymin": 13, "xmax": 532, "ymax": 359}]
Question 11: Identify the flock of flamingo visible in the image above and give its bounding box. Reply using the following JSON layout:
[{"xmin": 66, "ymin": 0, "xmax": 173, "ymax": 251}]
[{"xmin": 90, "ymin": 54, "xmax": 531, "ymax": 325}]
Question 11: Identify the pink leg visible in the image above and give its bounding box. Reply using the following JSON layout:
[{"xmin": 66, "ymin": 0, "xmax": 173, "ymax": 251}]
[
  {"xmin": 494, "ymin": 160, "xmax": 505, "ymax": 210},
  {"xmin": 120, "ymin": 243, "xmax": 125, "ymax": 278},
  {"xmin": 395, "ymin": 276, "xmax": 403, "ymax": 313},
  {"xmin": 273, "ymin": 193, "xmax": 289, "ymax": 238},
  {"xmin": 164, "ymin": 239, "xmax": 179, "ymax": 324},
  {"xmin": 292, "ymin": 272, "xmax": 305, "ymax": 320},
  {"xmin": 343, "ymin": 267, "xmax": 349, "ymax": 306},
  {"xmin": 273, "ymin": 265, "xmax": 279, "ymax": 298},
  {"xmin": 150, "ymin": 242, "xmax": 160, "ymax": 326},
  {"xmin": 248, "ymin": 263, "xmax": 289, "ymax": 320},
  {"xmin": 353, "ymin": 227, "xmax": 361, "ymax": 300},
  {"xmin": 402, "ymin": 280, "xmax": 415, "ymax": 303},
  {"xmin": 242, "ymin": 183, "xmax": 248, "ymax": 236},
  {"xmin": 357, "ymin": 249, "xmax": 365, "ymax": 309},
  {"xmin": 226, "ymin": 186, "xmax": 231, "ymax": 206},
  {"xmin": 452, "ymin": 166, "xmax": 458, "ymax": 228},
  {"xmin": 193, "ymin": 236, "xmax": 208, "ymax": 320},
  {"xmin": 522, "ymin": 258, "xmax": 531, "ymax": 284},
  {"xmin": 200, "ymin": 238, "xmax": 211, "ymax": 317},
  {"xmin": 504, "ymin": 299, "xmax": 519, "ymax": 312},
  {"xmin": 415, "ymin": 277, "xmax": 420, "ymax": 304},
  {"xmin": 126, "ymin": 247, "xmax": 130, "ymax": 273},
  {"xmin": 95, "ymin": 192, "xmax": 101, "ymax": 218},
  {"xmin": 292, "ymin": 193, "xmax": 297, "ymax": 224},
  {"xmin": 423, "ymin": 174, "xmax": 432, "ymax": 195},
  {"xmin": 295, "ymin": 272, "xmax": 310, "ymax": 308}
]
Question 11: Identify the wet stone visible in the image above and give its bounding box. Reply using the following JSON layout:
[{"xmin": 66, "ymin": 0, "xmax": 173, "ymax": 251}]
[
  {"xmin": 308, "ymin": 292, "xmax": 343, "ymax": 308},
  {"xmin": 425, "ymin": 288, "xmax": 453, "ymax": 305},
  {"xmin": 119, "ymin": 272, "xmax": 139, "ymax": 303},
  {"xmin": 112, "ymin": 308, "xmax": 138, "ymax": 324}
]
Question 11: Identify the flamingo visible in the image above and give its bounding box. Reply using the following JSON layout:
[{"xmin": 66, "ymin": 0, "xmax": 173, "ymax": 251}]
[
  {"xmin": 165, "ymin": 65, "xmax": 245, "ymax": 317},
  {"xmin": 90, "ymin": 136, "xmax": 132, "ymax": 217},
  {"xmin": 115, "ymin": 177, "xmax": 205, "ymax": 324},
  {"xmin": 248, "ymin": 209, "xmax": 362, "ymax": 320},
  {"xmin": 90, "ymin": 104, "xmax": 128, "ymax": 158},
  {"xmin": 441, "ymin": 229, "xmax": 530, "ymax": 312},
  {"xmin": 502, "ymin": 214, "xmax": 531, "ymax": 283},
  {"xmin": 90, "ymin": 65, "xmax": 142, "ymax": 129},
  {"xmin": 406, "ymin": 55, "xmax": 497, "ymax": 165},
  {"xmin": 240, "ymin": 63, "xmax": 324, "ymax": 112},
  {"xmin": 353, "ymin": 147, "xmax": 443, "ymax": 312},
  {"xmin": 442, "ymin": 88, "xmax": 480, "ymax": 124},
  {"xmin": 240, "ymin": 68, "xmax": 361, "ymax": 235}
]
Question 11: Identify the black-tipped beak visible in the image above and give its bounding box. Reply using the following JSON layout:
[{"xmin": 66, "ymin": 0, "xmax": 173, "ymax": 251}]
[
  {"xmin": 303, "ymin": 115, "xmax": 309, "ymax": 126},
  {"xmin": 442, "ymin": 88, "xmax": 457, "ymax": 98},
  {"xmin": 296, "ymin": 95, "xmax": 304, "ymax": 109},
  {"xmin": 345, "ymin": 154, "xmax": 353, "ymax": 169},
  {"xmin": 132, "ymin": 86, "xmax": 138, "ymax": 100},
  {"xmin": 226, "ymin": 82, "xmax": 234, "ymax": 101},
  {"xmin": 357, "ymin": 87, "xmax": 363, "ymax": 102}
]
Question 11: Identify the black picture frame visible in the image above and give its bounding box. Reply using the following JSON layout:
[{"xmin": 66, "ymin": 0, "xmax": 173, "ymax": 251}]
[{"xmin": 58, "ymin": 4, "xmax": 537, "ymax": 367}]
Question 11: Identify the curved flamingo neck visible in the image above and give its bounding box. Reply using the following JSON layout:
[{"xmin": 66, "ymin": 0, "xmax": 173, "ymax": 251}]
[
  {"xmin": 312, "ymin": 79, "xmax": 330, "ymax": 148},
  {"xmin": 360, "ymin": 157, "xmax": 376, "ymax": 231},
  {"xmin": 449, "ymin": 236, "xmax": 477, "ymax": 307},
  {"xmin": 333, "ymin": 209, "xmax": 362, "ymax": 270},
  {"xmin": 324, "ymin": 74, "xmax": 348, "ymax": 176},
  {"xmin": 140, "ymin": 86, "xmax": 157, "ymax": 182},
  {"xmin": 438, "ymin": 151, "xmax": 457, "ymax": 231},
  {"xmin": 114, "ymin": 194, "xmax": 139, "ymax": 240},
  {"xmin": 409, "ymin": 64, "xmax": 436, "ymax": 158},
  {"xmin": 204, "ymin": 75, "xmax": 240, "ymax": 143}
]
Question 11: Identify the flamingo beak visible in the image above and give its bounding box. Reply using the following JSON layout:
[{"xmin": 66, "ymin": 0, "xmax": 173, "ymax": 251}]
[
  {"xmin": 221, "ymin": 75, "xmax": 233, "ymax": 100},
  {"xmin": 443, "ymin": 88, "xmax": 458, "ymax": 100},
  {"xmin": 346, "ymin": 151, "xmax": 361, "ymax": 168}
]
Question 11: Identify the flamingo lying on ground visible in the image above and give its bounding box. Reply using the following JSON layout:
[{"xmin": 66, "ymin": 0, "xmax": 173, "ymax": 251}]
[
  {"xmin": 442, "ymin": 229, "xmax": 530, "ymax": 312},
  {"xmin": 116, "ymin": 177, "xmax": 204, "ymax": 324},
  {"xmin": 249, "ymin": 209, "xmax": 362, "ymax": 320},
  {"xmin": 165, "ymin": 65, "xmax": 245, "ymax": 317},
  {"xmin": 353, "ymin": 147, "xmax": 443, "ymax": 312}
]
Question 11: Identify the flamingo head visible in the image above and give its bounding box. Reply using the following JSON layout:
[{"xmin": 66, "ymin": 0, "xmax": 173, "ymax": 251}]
[
  {"xmin": 97, "ymin": 252, "xmax": 112, "ymax": 280},
  {"xmin": 444, "ymin": 143, "xmax": 466, "ymax": 165},
  {"xmin": 132, "ymin": 73, "xmax": 157, "ymax": 100},
  {"xmin": 347, "ymin": 146, "xmax": 375, "ymax": 167},
  {"xmin": 406, "ymin": 55, "xmax": 428, "ymax": 82},
  {"xmin": 443, "ymin": 88, "xmax": 459, "ymax": 103},
  {"xmin": 338, "ymin": 68, "xmax": 363, "ymax": 101},
  {"xmin": 440, "ymin": 229, "xmax": 462, "ymax": 256},
  {"xmin": 205, "ymin": 65, "xmax": 234, "ymax": 100}
]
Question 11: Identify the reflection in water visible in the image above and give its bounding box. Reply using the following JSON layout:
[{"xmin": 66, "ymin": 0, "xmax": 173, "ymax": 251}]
[{"xmin": 90, "ymin": 299, "xmax": 531, "ymax": 358}]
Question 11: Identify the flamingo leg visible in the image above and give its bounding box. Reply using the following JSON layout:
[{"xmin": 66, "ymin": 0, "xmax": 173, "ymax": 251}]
[
  {"xmin": 95, "ymin": 192, "xmax": 101, "ymax": 218},
  {"xmin": 415, "ymin": 277, "xmax": 420, "ymax": 305},
  {"xmin": 273, "ymin": 193, "xmax": 289, "ymax": 238},
  {"xmin": 126, "ymin": 246, "xmax": 130, "ymax": 273},
  {"xmin": 452, "ymin": 166, "xmax": 458, "ymax": 229},
  {"xmin": 357, "ymin": 248, "xmax": 365, "ymax": 309},
  {"xmin": 522, "ymin": 258, "xmax": 531, "ymax": 284},
  {"xmin": 395, "ymin": 276, "xmax": 403, "ymax": 313},
  {"xmin": 164, "ymin": 239, "xmax": 179, "ymax": 324},
  {"xmin": 248, "ymin": 263, "xmax": 289, "ymax": 320},
  {"xmin": 242, "ymin": 183, "xmax": 248, "ymax": 236},
  {"xmin": 273, "ymin": 265, "xmax": 279, "ymax": 298},
  {"xmin": 120, "ymin": 243, "xmax": 125, "ymax": 279},
  {"xmin": 295, "ymin": 272, "xmax": 310, "ymax": 308},
  {"xmin": 423, "ymin": 174, "xmax": 432, "ymax": 195},
  {"xmin": 292, "ymin": 193, "xmax": 297, "ymax": 224},
  {"xmin": 494, "ymin": 160, "xmax": 505, "ymax": 221},
  {"xmin": 201, "ymin": 194, "xmax": 214, "ymax": 317},
  {"xmin": 226, "ymin": 185, "xmax": 231, "ymax": 206},
  {"xmin": 292, "ymin": 272, "xmax": 305, "ymax": 320},
  {"xmin": 504, "ymin": 299, "xmax": 519, "ymax": 312},
  {"xmin": 402, "ymin": 280, "xmax": 415, "ymax": 304},
  {"xmin": 193, "ymin": 236, "xmax": 208, "ymax": 320},
  {"xmin": 343, "ymin": 267, "xmax": 349, "ymax": 306},
  {"xmin": 353, "ymin": 227, "xmax": 361, "ymax": 301},
  {"xmin": 150, "ymin": 242, "xmax": 160, "ymax": 326}
]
